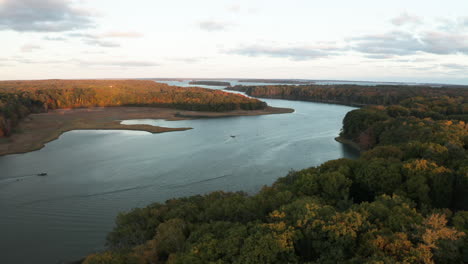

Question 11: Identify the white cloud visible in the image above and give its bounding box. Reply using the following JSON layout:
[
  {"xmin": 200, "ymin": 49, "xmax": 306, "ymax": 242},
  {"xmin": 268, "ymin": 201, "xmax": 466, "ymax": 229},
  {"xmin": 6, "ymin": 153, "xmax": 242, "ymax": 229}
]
[
  {"xmin": 230, "ymin": 21, "xmax": 468, "ymax": 61},
  {"xmin": 440, "ymin": 63, "xmax": 468, "ymax": 71},
  {"xmin": 66, "ymin": 31, "xmax": 143, "ymax": 48},
  {"xmin": 351, "ymin": 30, "xmax": 468, "ymax": 57},
  {"xmin": 227, "ymin": 4, "xmax": 241, "ymax": 13},
  {"xmin": 169, "ymin": 57, "xmax": 207, "ymax": 63},
  {"xmin": 351, "ymin": 31, "xmax": 424, "ymax": 56},
  {"xmin": 0, "ymin": 0, "xmax": 94, "ymax": 32},
  {"xmin": 43, "ymin": 36, "xmax": 67, "ymax": 41},
  {"xmin": 98, "ymin": 31, "xmax": 143, "ymax": 38},
  {"xmin": 391, "ymin": 12, "xmax": 423, "ymax": 26},
  {"xmin": 74, "ymin": 59, "xmax": 159, "ymax": 67},
  {"xmin": 2, "ymin": 56, "xmax": 159, "ymax": 67},
  {"xmin": 83, "ymin": 39, "xmax": 120, "ymax": 48},
  {"xmin": 228, "ymin": 44, "xmax": 340, "ymax": 60},
  {"xmin": 20, "ymin": 44, "xmax": 41, "ymax": 52},
  {"xmin": 198, "ymin": 20, "xmax": 230, "ymax": 32}
]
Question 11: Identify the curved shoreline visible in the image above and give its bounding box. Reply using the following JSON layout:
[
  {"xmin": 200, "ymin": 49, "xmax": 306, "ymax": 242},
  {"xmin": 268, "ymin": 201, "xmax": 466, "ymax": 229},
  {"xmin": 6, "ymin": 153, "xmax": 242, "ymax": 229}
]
[
  {"xmin": 0, "ymin": 106, "xmax": 293, "ymax": 157},
  {"xmin": 334, "ymin": 136, "xmax": 362, "ymax": 152}
]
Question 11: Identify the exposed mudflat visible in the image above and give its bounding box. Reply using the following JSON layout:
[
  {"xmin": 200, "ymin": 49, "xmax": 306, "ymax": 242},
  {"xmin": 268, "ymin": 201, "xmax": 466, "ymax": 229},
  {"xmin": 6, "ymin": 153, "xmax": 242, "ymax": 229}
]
[{"xmin": 0, "ymin": 106, "xmax": 293, "ymax": 156}]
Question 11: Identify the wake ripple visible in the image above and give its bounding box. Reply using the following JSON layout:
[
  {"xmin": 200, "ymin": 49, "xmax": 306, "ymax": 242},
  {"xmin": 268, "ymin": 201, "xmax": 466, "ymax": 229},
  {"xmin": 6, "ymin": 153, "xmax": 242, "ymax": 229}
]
[{"xmin": 19, "ymin": 174, "xmax": 232, "ymax": 207}]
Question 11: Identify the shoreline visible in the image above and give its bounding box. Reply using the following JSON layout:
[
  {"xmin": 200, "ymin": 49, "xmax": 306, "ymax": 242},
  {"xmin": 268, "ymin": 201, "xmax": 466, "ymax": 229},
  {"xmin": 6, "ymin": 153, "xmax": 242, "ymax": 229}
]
[
  {"xmin": 0, "ymin": 106, "xmax": 293, "ymax": 157},
  {"xmin": 174, "ymin": 106, "xmax": 293, "ymax": 118},
  {"xmin": 334, "ymin": 136, "xmax": 362, "ymax": 152},
  {"xmin": 224, "ymin": 89, "xmax": 367, "ymax": 108}
]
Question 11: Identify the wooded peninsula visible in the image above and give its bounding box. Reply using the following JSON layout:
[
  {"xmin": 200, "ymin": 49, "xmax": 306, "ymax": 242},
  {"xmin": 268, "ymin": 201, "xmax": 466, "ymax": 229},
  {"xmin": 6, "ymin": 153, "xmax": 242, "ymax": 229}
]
[
  {"xmin": 84, "ymin": 84, "xmax": 468, "ymax": 264},
  {"xmin": 228, "ymin": 84, "xmax": 468, "ymax": 108},
  {"xmin": 0, "ymin": 80, "xmax": 293, "ymax": 156}
]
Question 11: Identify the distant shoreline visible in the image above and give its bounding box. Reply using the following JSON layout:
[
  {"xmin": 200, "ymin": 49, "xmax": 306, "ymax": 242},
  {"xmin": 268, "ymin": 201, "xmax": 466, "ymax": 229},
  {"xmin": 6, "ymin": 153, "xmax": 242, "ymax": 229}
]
[
  {"xmin": 188, "ymin": 81, "xmax": 231, "ymax": 86},
  {"xmin": 0, "ymin": 106, "xmax": 293, "ymax": 157}
]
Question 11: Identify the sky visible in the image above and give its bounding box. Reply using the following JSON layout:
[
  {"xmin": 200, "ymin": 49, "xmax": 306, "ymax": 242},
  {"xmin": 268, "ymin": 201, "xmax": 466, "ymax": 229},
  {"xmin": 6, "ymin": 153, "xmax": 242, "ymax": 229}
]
[{"xmin": 1, "ymin": 0, "xmax": 468, "ymax": 84}]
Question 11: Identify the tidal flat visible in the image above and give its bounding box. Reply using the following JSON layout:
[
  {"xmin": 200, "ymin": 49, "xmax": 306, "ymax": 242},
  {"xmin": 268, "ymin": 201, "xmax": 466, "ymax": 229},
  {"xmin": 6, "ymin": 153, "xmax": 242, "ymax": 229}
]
[{"xmin": 0, "ymin": 106, "xmax": 293, "ymax": 156}]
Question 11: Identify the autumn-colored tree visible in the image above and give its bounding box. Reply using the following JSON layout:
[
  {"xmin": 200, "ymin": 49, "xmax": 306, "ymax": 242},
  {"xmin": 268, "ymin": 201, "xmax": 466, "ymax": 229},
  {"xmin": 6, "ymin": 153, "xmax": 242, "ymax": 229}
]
[{"xmin": 81, "ymin": 83, "xmax": 468, "ymax": 263}]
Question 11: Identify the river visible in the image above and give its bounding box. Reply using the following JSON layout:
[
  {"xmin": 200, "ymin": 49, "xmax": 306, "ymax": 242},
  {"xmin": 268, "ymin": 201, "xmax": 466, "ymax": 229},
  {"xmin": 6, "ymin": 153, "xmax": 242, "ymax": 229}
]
[{"xmin": 0, "ymin": 81, "xmax": 358, "ymax": 264}]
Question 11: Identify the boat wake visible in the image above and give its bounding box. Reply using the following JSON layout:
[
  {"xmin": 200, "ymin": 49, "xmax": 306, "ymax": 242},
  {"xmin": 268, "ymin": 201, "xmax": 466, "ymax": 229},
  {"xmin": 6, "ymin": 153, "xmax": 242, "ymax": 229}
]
[
  {"xmin": 19, "ymin": 174, "xmax": 233, "ymax": 207},
  {"xmin": 0, "ymin": 174, "xmax": 37, "ymax": 189}
]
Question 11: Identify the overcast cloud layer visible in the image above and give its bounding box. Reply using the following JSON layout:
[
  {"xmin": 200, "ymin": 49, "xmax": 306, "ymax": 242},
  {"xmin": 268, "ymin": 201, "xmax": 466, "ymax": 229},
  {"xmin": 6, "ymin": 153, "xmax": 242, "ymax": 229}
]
[{"xmin": 1, "ymin": 0, "xmax": 467, "ymax": 84}]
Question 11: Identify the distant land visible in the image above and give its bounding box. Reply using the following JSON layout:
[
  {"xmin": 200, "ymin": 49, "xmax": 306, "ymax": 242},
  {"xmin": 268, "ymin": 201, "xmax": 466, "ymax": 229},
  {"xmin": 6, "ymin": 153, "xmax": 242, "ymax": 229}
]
[
  {"xmin": 238, "ymin": 79, "xmax": 315, "ymax": 84},
  {"xmin": 147, "ymin": 78, "xmax": 468, "ymax": 87},
  {"xmin": 188, "ymin": 81, "xmax": 231, "ymax": 86}
]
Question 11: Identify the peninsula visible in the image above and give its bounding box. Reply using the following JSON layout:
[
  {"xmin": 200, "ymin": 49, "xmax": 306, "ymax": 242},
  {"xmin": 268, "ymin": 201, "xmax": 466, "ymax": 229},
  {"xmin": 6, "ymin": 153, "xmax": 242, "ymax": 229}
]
[{"xmin": 0, "ymin": 80, "xmax": 293, "ymax": 156}]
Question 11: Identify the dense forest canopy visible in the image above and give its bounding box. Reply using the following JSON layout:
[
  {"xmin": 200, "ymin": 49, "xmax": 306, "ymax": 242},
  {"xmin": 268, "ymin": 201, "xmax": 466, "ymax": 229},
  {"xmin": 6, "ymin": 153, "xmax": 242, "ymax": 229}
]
[
  {"xmin": 84, "ymin": 85, "xmax": 468, "ymax": 263},
  {"xmin": 0, "ymin": 80, "xmax": 266, "ymax": 137},
  {"xmin": 228, "ymin": 84, "xmax": 468, "ymax": 107}
]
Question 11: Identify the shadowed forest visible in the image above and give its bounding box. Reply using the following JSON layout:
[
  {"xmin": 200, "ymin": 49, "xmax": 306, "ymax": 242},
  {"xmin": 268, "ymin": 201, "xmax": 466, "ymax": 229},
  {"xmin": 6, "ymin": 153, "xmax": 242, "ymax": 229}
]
[
  {"xmin": 84, "ymin": 84, "xmax": 468, "ymax": 264},
  {"xmin": 0, "ymin": 80, "xmax": 266, "ymax": 137}
]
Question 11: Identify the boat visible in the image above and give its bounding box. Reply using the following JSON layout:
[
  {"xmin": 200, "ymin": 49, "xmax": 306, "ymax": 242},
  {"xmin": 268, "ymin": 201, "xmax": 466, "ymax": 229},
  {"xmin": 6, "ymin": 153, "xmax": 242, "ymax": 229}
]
[
  {"xmin": 37, "ymin": 173, "xmax": 48, "ymax": 176},
  {"xmin": 230, "ymin": 135, "xmax": 236, "ymax": 138}
]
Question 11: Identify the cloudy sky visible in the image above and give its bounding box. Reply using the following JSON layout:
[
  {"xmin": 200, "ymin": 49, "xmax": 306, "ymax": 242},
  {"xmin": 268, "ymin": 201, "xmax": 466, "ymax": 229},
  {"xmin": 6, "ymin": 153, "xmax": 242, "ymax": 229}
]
[{"xmin": 1, "ymin": 0, "xmax": 468, "ymax": 84}]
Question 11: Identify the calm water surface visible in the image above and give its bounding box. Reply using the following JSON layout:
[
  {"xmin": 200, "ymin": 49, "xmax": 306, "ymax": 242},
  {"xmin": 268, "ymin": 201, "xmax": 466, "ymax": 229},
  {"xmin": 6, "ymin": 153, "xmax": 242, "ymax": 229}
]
[{"xmin": 0, "ymin": 85, "xmax": 358, "ymax": 263}]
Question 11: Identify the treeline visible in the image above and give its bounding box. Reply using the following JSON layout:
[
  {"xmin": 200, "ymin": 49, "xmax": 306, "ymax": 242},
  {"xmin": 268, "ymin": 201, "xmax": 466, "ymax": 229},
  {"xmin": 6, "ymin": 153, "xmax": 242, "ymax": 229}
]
[
  {"xmin": 341, "ymin": 96, "xmax": 468, "ymax": 150},
  {"xmin": 0, "ymin": 93, "xmax": 44, "ymax": 136},
  {"xmin": 188, "ymin": 81, "xmax": 231, "ymax": 86},
  {"xmin": 228, "ymin": 84, "xmax": 468, "ymax": 106},
  {"xmin": 84, "ymin": 87, "xmax": 468, "ymax": 263},
  {"xmin": 238, "ymin": 79, "xmax": 315, "ymax": 84},
  {"xmin": 0, "ymin": 80, "xmax": 266, "ymax": 137}
]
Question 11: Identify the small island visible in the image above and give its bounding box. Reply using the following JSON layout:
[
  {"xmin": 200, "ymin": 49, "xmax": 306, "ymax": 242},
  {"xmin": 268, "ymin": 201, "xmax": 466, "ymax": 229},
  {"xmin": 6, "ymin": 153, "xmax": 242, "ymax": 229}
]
[{"xmin": 188, "ymin": 81, "xmax": 231, "ymax": 86}]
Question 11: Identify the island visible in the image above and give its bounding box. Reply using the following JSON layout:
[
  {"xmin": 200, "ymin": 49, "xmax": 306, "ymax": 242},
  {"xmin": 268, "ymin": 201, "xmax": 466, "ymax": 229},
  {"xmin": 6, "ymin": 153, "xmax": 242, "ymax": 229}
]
[
  {"xmin": 0, "ymin": 80, "xmax": 293, "ymax": 156},
  {"xmin": 188, "ymin": 81, "xmax": 231, "ymax": 86}
]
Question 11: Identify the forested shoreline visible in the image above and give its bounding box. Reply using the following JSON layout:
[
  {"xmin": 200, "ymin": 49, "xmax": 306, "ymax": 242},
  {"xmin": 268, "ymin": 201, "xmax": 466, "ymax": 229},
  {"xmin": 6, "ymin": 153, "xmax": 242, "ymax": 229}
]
[
  {"xmin": 228, "ymin": 84, "xmax": 468, "ymax": 107},
  {"xmin": 0, "ymin": 80, "xmax": 266, "ymax": 137},
  {"xmin": 188, "ymin": 81, "xmax": 231, "ymax": 86},
  {"xmin": 83, "ymin": 85, "xmax": 468, "ymax": 263}
]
